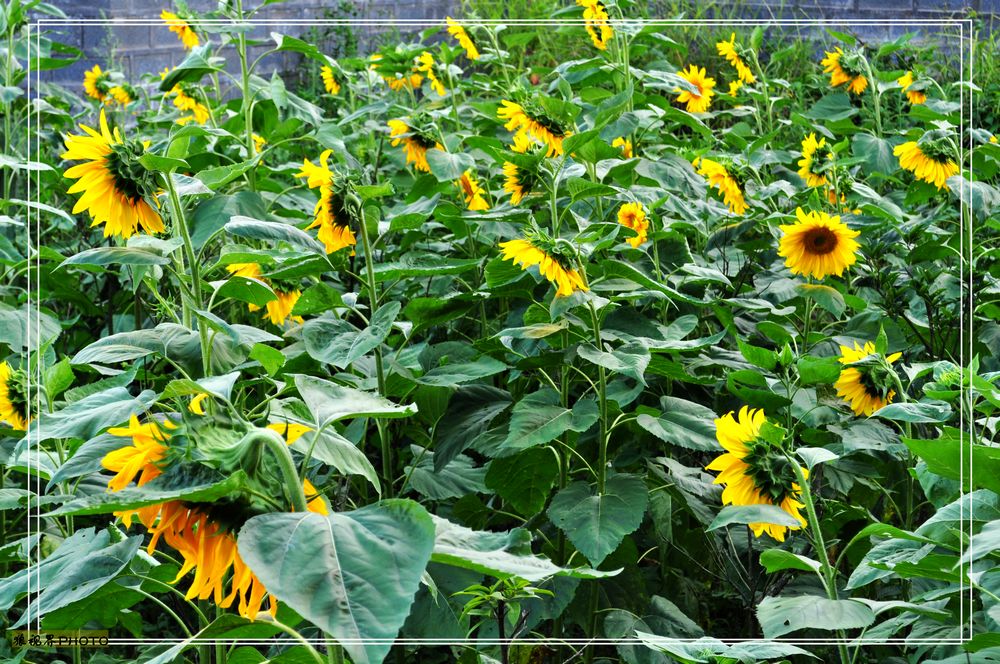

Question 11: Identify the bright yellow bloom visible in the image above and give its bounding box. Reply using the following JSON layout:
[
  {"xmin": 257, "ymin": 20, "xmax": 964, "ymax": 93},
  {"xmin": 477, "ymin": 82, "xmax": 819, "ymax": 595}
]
[
  {"xmin": 457, "ymin": 170, "xmax": 490, "ymax": 211},
  {"xmin": 835, "ymin": 342, "xmax": 902, "ymax": 416},
  {"xmin": 388, "ymin": 119, "xmax": 443, "ymax": 173},
  {"xmin": 705, "ymin": 407, "xmax": 808, "ymax": 542},
  {"xmin": 61, "ymin": 108, "xmax": 164, "ymax": 239},
  {"xmin": 227, "ymin": 263, "xmax": 304, "ymax": 325},
  {"xmin": 107, "ymin": 85, "xmax": 134, "ymax": 107},
  {"xmin": 821, "ymin": 47, "xmax": 867, "ymax": 95},
  {"xmin": 576, "ymin": 0, "xmax": 613, "ymax": 50},
  {"xmin": 161, "ymin": 10, "xmax": 199, "ymax": 50},
  {"xmin": 416, "ymin": 51, "xmax": 446, "ymax": 96},
  {"xmin": 170, "ymin": 86, "xmax": 210, "ymax": 125},
  {"xmin": 675, "ymin": 64, "xmax": 716, "ymax": 113},
  {"xmin": 189, "ymin": 393, "xmax": 210, "ymax": 415},
  {"xmin": 83, "ymin": 64, "xmax": 109, "ymax": 102},
  {"xmin": 0, "ymin": 362, "xmax": 28, "ymax": 431},
  {"xmin": 894, "ymin": 141, "xmax": 959, "ymax": 191},
  {"xmin": 728, "ymin": 79, "xmax": 743, "ymax": 96},
  {"xmin": 778, "ymin": 207, "xmax": 860, "ymax": 280},
  {"xmin": 294, "ymin": 150, "xmax": 358, "ymax": 254},
  {"xmin": 616, "ymin": 202, "xmax": 648, "ymax": 248},
  {"xmin": 499, "ymin": 238, "xmax": 588, "ymax": 297},
  {"xmin": 693, "ymin": 157, "xmax": 746, "ymax": 215},
  {"xmin": 897, "ymin": 71, "xmax": 926, "ymax": 105},
  {"xmin": 503, "ymin": 162, "xmax": 533, "ymax": 205},
  {"xmin": 798, "ymin": 133, "xmax": 829, "ymax": 188},
  {"xmin": 103, "ymin": 415, "xmax": 173, "ymax": 492},
  {"xmin": 717, "ymin": 33, "xmax": 755, "ymax": 84},
  {"xmin": 320, "ymin": 65, "xmax": 341, "ymax": 95},
  {"xmin": 497, "ymin": 100, "xmax": 570, "ymax": 158},
  {"xmin": 612, "ymin": 137, "xmax": 633, "ymax": 158},
  {"xmin": 511, "ymin": 130, "xmax": 534, "ymax": 154},
  {"xmin": 446, "ymin": 17, "xmax": 479, "ymax": 60},
  {"xmin": 252, "ymin": 133, "xmax": 266, "ymax": 153}
]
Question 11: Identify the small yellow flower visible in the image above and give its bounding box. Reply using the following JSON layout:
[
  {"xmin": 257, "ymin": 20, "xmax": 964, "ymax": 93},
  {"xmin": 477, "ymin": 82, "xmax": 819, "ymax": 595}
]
[
  {"xmin": 161, "ymin": 10, "xmax": 199, "ymax": 50},
  {"xmin": 894, "ymin": 140, "xmax": 959, "ymax": 191},
  {"xmin": 416, "ymin": 51, "xmax": 446, "ymax": 96},
  {"xmin": 83, "ymin": 64, "xmax": 110, "ymax": 102},
  {"xmin": 321, "ymin": 65, "xmax": 341, "ymax": 95},
  {"xmin": 499, "ymin": 238, "xmax": 588, "ymax": 297},
  {"xmin": 387, "ymin": 119, "xmax": 443, "ymax": 173},
  {"xmin": 107, "ymin": 85, "xmax": 134, "ymax": 107},
  {"xmin": 252, "ymin": 133, "xmax": 266, "ymax": 153},
  {"xmin": 616, "ymin": 202, "xmax": 648, "ymax": 248},
  {"xmin": 294, "ymin": 150, "xmax": 358, "ymax": 255},
  {"xmin": 612, "ymin": 137, "xmax": 633, "ymax": 158},
  {"xmin": 798, "ymin": 133, "xmax": 829, "ymax": 188},
  {"xmin": 169, "ymin": 85, "xmax": 210, "ymax": 125},
  {"xmin": 835, "ymin": 342, "xmax": 903, "ymax": 416},
  {"xmin": 693, "ymin": 157, "xmax": 746, "ymax": 215},
  {"xmin": 0, "ymin": 362, "xmax": 29, "ymax": 431},
  {"xmin": 897, "ymin": 71, "xmax": 926, "ymax": 105},
  {"xmin": 576, "ymin": 0, "xmax": 613, "ymax": 50},
  {"xmin": 728, "ymin": 79, "xmax": 743, "ymax": 96},
  {"xmin": 821, "ymin": 47, "xmax": 867, "ymax": 95},
  {"xmin": 778, "ymin": 207, "xmax": 860, "ymax": 280},
  {"xmin": 705, "ymin": 407, "xmax": 808, "ymax": 542},
  {"xmin": 675, "ymin": 64, "xmax": 716, "ymax": 113},
  {"xmin": 189, "ymin": 393, "xmax": 210, "ymax": 415},
  {"xmin": 457, "ymin": 170, "xmax": 490, "ymax": 211},
  {"xmin": 103, "ymin": 415, "xmax": 173, "ymax": 492},
  {"xmin": 446, "ymin": 17, "xmax": 479, "ymax": 60},
  {"xmin": 716, "ymin": 33, "xmax": 755, "ymax": 84}
]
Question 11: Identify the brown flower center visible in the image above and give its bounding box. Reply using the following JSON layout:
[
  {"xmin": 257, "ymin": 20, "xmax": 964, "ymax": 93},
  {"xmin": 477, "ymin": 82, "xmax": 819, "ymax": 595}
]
[{"xmin": 804, "ymin": 227, "xmax": 838, "ymax": 255}]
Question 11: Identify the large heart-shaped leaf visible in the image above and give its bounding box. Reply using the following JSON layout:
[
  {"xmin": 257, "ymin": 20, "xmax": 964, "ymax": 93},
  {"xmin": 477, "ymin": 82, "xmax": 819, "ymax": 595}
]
[
  {"xmin": 303, "ymin": 302, "xmax": 401, "ymax": 369},
  {"xmin": 237, "ymin": 500, "xmax": 435, "ymax": 664},
  {"xmin": 547, "ymin": 474, "xmax": 648, "ymax": 565},
  {"xmin": 501, "ymin": 389, "xmax": 599, "ymax": 455},
  {"xmin": 293, "ymin": 374, "xmax": 416, "ymax": 426},
  {"xmin": 756, "ymin": 595, "xmax": 875, "ymax": 638}
]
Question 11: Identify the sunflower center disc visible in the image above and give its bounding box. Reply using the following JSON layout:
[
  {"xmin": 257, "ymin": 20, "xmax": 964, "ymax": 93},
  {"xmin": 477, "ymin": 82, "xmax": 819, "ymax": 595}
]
[{"xmin": 804, "ymin": 227, "xmax": 838, "ymax": 255}]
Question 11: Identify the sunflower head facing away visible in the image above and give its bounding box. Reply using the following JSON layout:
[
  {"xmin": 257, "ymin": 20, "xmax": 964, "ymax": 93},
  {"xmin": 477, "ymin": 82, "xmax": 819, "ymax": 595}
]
[
  {"xmin": 675, "ymin": 64, "xmax": 716, "ymax": 113},
  {"xmin": 835, "ymin": 342, "xmax": 902, "ymax": 416},
  {"xmin": 778, "ymin": 208, "xmax": 860, "ymax": 280},
  {"xmin": 693, "ymin": 156, "xmax": 747, "ymax": 215},
  {"xmin": 0, "ymin": 362, "xmax": 30, "ymax": 431},
  {"xmin": 893, "ymin": 133, "xmax": 959, "ymax": 191},
  {"xmin": 416, "ymin": 51, "xmax": 446, "ymax": 96},
  {"xmin": 706, "ymin": 407, "xmax": 807, "ymax": 542},
  {"xmin": 797, "ymin": 133, "xmax": 830, "ymax": 188},
  {"xmin": 717, "ymin": 33, "xmax": 755, "ymax": 84},
  {"xmin": 446, "ymin": 17, "xmax": 480, "ymax": 60},
  {"xmin": 107, "ymin": 84, "xmax": 136, "ymax": 107},
  {"xmin": 612, "ymin": 137, "xmax": 633, "ymax": 158},
  {"xmin": 294, "ymin": 150, "xmax": 360, "ymax": 255},
  {"xmin": 499, "ymin": 231, "xmax": 588, "ymax": 298},
  {"xmin": 497, "ymin": 99, "xmax": 572, "ymax": 158},
  {"xmin": 821, "ymin": 47, "xmax": 868, "ymax": 95},
  {"xmin": 321, "ymin": 65, "xmax": 341, "ymax": 95},
  {"xmin": 61, "ymin": 109, "xmax": 164, "ymax": 239},
  {"xmin": 161, "ymin": 10, "xmax": 199, "ymax": 50},
  {"xmin": 616, "ymin": 202, "xmax": 649, "ymax": 248},
  {"xmin": 897, "ymin": 71, "xmax": 927, "ymax": 105},
  {"xmin": 457, "ymin": 170, "xmax": 490, "ymax": 211},
  {"xmin": 388, "ymin": 118, "xmax": 443, "ymax": 172},
  {"xmin": 502, "ymin": 160, "xmax": 539, "ymax": 206},
  {"xmin": 576, "ymin": 0, "xmax": 613, "ymax": 51},
  {"xmin": 83, "ymin": 64, "xmax": 111, "ymax": 102}
]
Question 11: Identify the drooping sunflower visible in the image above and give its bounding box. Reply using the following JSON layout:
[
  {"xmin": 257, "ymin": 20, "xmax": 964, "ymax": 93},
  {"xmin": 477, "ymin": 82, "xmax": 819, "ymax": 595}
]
[
  {"xmin": 893, "ymin": 139, "xmax": 959, "ymax": 191},
  {"xmin": 0, "ymin": 362, "xmax": 29, "ymax": 431},
  {"xmin": 612, "ymin": 137, "xmax": 633, "ymax": 158},
  {"xmin": 705, "ymin": 407, "xmax": 808, "ymax": 542},
  {"xmin": 457, "ymin": 170, "xmax": 490, "ymax": 211},
  {"xmin": 616, "ymin": 202, "xmax": 648, "ymax": 248},
  {"xmin": 497, "ymin": 100, "xmax": 571, "ymax": 158},
  {"xmin": 821, "ymin": 47, "xmax": 868, "ymax": 95},
  {"xmin": 371, "ymin": 54, "xmax": 423, "ymax": 91},
  {"xmin": 797, "ymin": 133, "xmax": 829, "ymax": 188},
  {"xmin": 511, "ymin": 130, "xmax": 534, "ymax": 154},
  {"xmin": 226, "ymin": 263, "xmax": 304, "ymax": 327},
  {"xmin": 294, "ymin": 150, "xmax": 358, "ymax": 254},
  {"xmin": 897, "ymin": 71, "xmax": 926, "ymax": 105},
  {"xmin": 716, "ymin": 33, "xmax": 755, "ymax": 84},
  {"xmin": 693, "ymin": 157, "xmax": 747, "ymax": 215},
  {"xmin": 103, "ymin": 415, "xmax": 174, "ymax": 491},
  {"xmin": 446, "ymin": 17, "xmax": 479, "ymax": 60},
  {"xmin": 499, "ymin": 235, "xmax": 588, "ymax": 298},
  {"xmin": 387, "ymin": 119, "xmax": 443, "ymax": 173},
  {"xmin": 83, "ymin": 64, "xmax": 111, "ymax": 102},
  {"xmin": 675, "ymin": 64, "xmax": 716, "ymax": 114},
  {"xmin": 416, "ymin": 51, "xmax": 446, "ymax": 96},
  {"xmin": 503, "ymin": 162, "xmax": 537, "ymax": 205},
  {"xmin": 778, "ymin": 208, "xmax": 860, "ymax": 280},
  {"xmin": 161, "ymin": 10, "xmax": 199, "ymax": 50},
  {"xmin": 835, "ymin": 342, "xmax": 903, "ymax": 416},
  {"xmin": 61, "ymin": 108, "xmax": 164, "ymax": 239},
  {"xmin": 320, "ymin": 65, "xmax": 341, "ymax": 95},
  {"xmin": 107, "ymin": 84, "xmax": 136, "ymax": 107},
  {"xmin": 169, "ymin": 85, "xmax": 211, "ymax": 125},
  {"xmin": 576, "ymin": 0, "xmax": 613, "ymax": 51}
]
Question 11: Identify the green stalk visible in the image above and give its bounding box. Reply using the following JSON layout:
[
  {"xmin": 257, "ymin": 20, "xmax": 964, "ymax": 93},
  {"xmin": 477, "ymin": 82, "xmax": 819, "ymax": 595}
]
[
  {"xmin": 861, "ymin": 57, "xmax": 883, "ymax": 137},
  {"xmin": 245, "ymin": 427, "xmax": 308, "ymax": 512},
  {"xmin": 235, "ymin": 0, "xmax": 257, "ymax": 190}
]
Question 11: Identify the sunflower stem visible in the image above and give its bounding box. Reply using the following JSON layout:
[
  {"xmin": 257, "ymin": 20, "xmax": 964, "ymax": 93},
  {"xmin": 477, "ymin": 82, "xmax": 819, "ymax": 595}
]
[
  {"xmin": 235, "ymin": 0, "xmax": 257, "ymax": 190},
  {"xmin": 861, "ymin": 56, "xmax": 883, "ymax": 138},
  {"xmin": 248, "ymin": 427, "xmax": 308, "ymax": 512}
]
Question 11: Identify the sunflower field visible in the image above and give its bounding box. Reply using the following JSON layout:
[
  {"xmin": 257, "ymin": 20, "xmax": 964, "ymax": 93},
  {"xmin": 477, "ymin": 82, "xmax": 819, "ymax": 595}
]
[{"xmin": 2, "ymin": 0, "xmax": 1000, "ymax": 662}]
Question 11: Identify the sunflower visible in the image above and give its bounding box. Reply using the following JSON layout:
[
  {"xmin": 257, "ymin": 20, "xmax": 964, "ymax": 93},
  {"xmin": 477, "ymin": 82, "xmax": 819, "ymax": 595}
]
[
  {"xmin": 893, "ymin": 140, "xmax": 959, "ymax": 191},
  {"xmin": 252, "ymin": 133, "xmax": 266, "ymax": 153},
  {"xmin": 511, "ymin": 130, "xmax": 535, "ymax": 154},
  {"xmin": 103, "ymin": 419, "xmax": 327, "ymax": 620},
  {"xmin": 169, "ymin": 85, "xmax": 211, "ymax": 125},
  {"xmin": 693, "ymin": 157, "xmax": 747, "ymax": 215},
  {"xmin": 675, "ymin": 64, "xmax": 716, "ymax": 114},
  {"xmin": 416, "ymin": 51, "xmax": 446, "ymax": 96},
  {"xmin": 161, "ymin": 10, "xmax": 199, "ymax": 49},
  {"xmin": 371, "ymin": 54, "xmax": 424, "ymax": 91},
  {"xmin": 0, "ymin": 362, "xmax": 29, "ymax": 431},
  {"xmin": 612, "ymin": 137, "xmax": 633, "ymax": 158},
  {"xmin": 457, "ymin": 170, "xmax": 490, "ymax": 211},
  {"xmin": 107, "ymin": 84, "xmax": 135, "ymax": 107},
  {"xmin": 497, "ymin": 100, "xmax": 571, "ymax": 158},
  {"xmin": 83, "ymin": 64, "xmax": 110, "ymax": 102},
  {"xmin": 294, "ymin": 150, "xmax": 358, "ymax": 254},
  {"xmin": 728, "ymin": 80, "xmax": 743, "ymax": 96},
  {"xmin": 716, "ymin": 33, "xmax": 755, "ymax": 84},
  {"xmin": 61, "ymin": 108, "xmax": 165, "ymax": 239},
  {"xmin": 499, "ymin": 237, "xmax": 588, "ymax": 297},
  {"xmin": 503, "ymin": 162, "xmax": 536, "ymax": 205},
  {"xmin": 387, "ymin": 119, "xmax": 443, "ymax": 173},
  {"xmin": 797, "ymin": 133, "xmax": 829, "ymax": 188},
  {"xmin": 821, "ymin": 47, "xmax": 868, "ymax": 95},
  {"xmin": 576, "ymin": 0, "xmax": 613, "ymax": 51},
  {"xmin": 616, "ymin": 202, "xmax": 648, "ymax": 248},
  {"xmin": 705, "ymin": 407, "xmax": 808, "ymax": 542},
  {"xmin": 226, "ymin": 263, "xmax": 304, "ymax": 326},
  {"xmin": 320, "ymin": 65, "xmax": 341, "ymax": 95},
  {"xmin": 835, "ymin": 342, "xmax": 903, "ymax": 416},
  {"xmin": 897, "ymin": 71, "xmax": 926, "ymax": 105},
  {"xmin": 446, "ymin": 17, "xmax": 479, "ymax": 60},
  {"xmin": 778, "ymin": 208, "xmax": 860, "ymax": 280}
]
